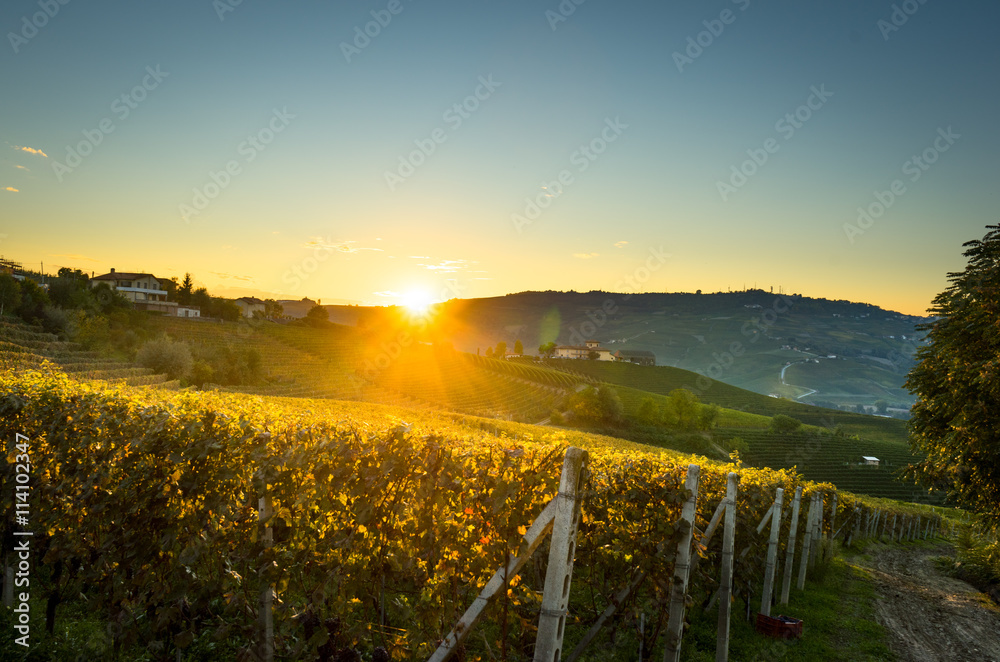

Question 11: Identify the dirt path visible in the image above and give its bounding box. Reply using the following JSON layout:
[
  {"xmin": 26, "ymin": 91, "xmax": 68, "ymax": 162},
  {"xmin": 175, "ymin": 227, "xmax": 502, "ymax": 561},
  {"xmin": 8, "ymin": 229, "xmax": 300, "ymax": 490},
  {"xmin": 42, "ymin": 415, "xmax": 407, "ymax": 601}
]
[{"xmin": 853, "ymin": 542, "xmax": 1000, "ymax": 662}]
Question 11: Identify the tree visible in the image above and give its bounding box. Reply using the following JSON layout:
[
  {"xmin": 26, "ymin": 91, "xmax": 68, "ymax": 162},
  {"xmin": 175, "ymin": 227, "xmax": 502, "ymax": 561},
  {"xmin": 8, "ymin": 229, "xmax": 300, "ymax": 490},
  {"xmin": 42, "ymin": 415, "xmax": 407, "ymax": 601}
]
[
  {"xmin": 177, "ymin": 273, "xmax": 194, "ymax": 305},
  {"xmin": 485, "ymin": 347, "xmax": 494, "ymax": 358},
  {"xmin": 539, "ymin": 341, "xmax": 557, "ymax": 358},
  {"xmin": 136, "ymin": 337, "xmax": 193, "ymax": 380},
  {"xmin": 874, "ymin": 399, "xmax": 889, "ymax": 415},
  {"xmin": 637, "ymin": 397, "xmax": 659, "ymax": 425},
  {"xmin": 907, "ymin": 225, "xmax": 1000, "ymax": 523},
  {"xmin": 495, "ymin": 341, "xmax": 507, "ymax": 358},
  {"xmin": 16, "ymin": 278, "xmax": 49, "ymax": 323},
  {"xmin": 566, "ymin": 385, "xmax": 622, "ymax": 425},
  {"xmin": 0, "ymin": 273, "xmax": 21, "ymax": 317},
  {"xmin": 769, "ymin": 414, "xmax": 802, "ymax": 434},
  {"xmin": 665, "ymin": 388, "xmax": 700, "ymax": 431},
  {"xmin": 264, "ymin": 299, "xmax": 283, "ymax": 319},
  {"xmin": 305, "ymin": 304, "xmax": 329, "ymax": 326},
  {"xmin": 587, "ymin": 350, "xmax": 600, "ymax": 360},
  {"xmin": 514, "ymin": 339, "xmax": 523, "ymax": 355}
]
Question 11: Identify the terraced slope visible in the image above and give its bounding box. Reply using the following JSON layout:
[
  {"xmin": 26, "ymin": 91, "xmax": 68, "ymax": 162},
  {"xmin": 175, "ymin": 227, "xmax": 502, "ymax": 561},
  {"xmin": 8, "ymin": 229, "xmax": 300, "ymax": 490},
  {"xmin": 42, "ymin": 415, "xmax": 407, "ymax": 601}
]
[{"xmin": 0, "ymin": 320, "xmax": 179, "ymax": 389}]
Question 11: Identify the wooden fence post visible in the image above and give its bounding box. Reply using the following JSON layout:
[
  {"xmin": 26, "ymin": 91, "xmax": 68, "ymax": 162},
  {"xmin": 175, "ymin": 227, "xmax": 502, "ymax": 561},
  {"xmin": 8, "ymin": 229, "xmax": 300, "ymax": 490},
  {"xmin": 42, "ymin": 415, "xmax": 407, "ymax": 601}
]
[
  {"xmin": 780, "ymin": 487, "xmax": 802, "ymax": 605},
  {"xmin": 429, "ymin": 501, "xmax": 559, "ymax": 662},
  {"xmin": 534, "ymin": 447, "xmax": 589, "ymax": 662},
  {"xmin": 829, "ymin": 494, "xmax": 838, "ymax": 542},
  {"xmin": 760, "ymin": 488, "xmax": 784, "ymax": 616},
  {"xmin": 806, "ymin": 495, "xmax": 818, "ymax": 568},
  {"xmin": 664, "ymin": 464, "xmax": 700, "ymax": 662},
  {"xmin": 258, "ymin": 494, "xmax": 274, "ymax": 662},
  {"xmin": 796, "ymin": 495, "xmax": 815, "ymax": 590},
  {"xmin": 715, "ymin": 472, "xmax": 738, "ymax": 662}
]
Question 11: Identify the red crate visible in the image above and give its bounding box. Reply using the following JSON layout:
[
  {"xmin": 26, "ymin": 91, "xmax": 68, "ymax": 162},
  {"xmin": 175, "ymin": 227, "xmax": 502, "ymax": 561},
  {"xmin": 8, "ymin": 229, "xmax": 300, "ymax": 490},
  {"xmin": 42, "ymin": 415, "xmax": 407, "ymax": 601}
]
[{"xmin": 755, "ymin": 613, "xmax": 803, "ymax": 639}]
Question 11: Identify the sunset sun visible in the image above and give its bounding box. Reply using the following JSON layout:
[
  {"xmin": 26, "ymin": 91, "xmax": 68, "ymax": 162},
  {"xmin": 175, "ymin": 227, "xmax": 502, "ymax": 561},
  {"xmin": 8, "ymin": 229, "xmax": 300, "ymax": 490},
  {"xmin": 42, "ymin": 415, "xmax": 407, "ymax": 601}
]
[{"xmin": 401, "ymin": 288, "xmax": 434, "ymax": 316}]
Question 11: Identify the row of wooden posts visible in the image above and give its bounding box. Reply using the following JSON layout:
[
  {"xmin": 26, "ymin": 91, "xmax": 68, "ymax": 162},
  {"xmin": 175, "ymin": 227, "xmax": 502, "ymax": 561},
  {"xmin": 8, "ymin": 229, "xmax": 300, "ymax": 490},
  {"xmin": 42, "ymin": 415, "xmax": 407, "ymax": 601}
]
[{"xmin": 250, "ymin": 447, "xmax": 944, "ymax": 662}]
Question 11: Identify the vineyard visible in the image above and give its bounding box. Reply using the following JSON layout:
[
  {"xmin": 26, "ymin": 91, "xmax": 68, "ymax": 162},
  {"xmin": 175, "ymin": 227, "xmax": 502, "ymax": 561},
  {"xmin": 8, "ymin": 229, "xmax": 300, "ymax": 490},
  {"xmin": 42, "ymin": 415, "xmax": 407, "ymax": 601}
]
[
  {"xmin": 0, "ymin": 367, "xmax": 946, "ymax": 661},
  {"xmin": 0, "ymin": 316, "xmax": 936, "ymax": 503},
  {"xmin": 541, "ymin": 359, "xmax": 911, "ymax": 444}
]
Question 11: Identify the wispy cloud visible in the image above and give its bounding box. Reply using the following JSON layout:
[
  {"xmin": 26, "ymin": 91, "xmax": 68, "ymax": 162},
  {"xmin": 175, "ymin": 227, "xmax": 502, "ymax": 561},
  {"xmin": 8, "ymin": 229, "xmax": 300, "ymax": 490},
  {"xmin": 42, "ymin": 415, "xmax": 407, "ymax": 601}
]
[
  {"xmin": 14, "ymin": 165, "xmax": 28, "ymax": 171},
  {"xmin": 418, "ymin": 259, "xmax": 471, "ymax": 273},
  {"xmin": 373, "ymin": 290, "xmax": 401, "ymax": 298},
  {"xmin": 614, "ymin": 241, "xmax": 628, "ymax": 248},
  {"xmin": 573, "ymin": 252, "xmax": 600, "ymax": 259},
  {"xmin": 209, "ymin": 271, "xmax": 254, "ymax": 282},
  {"xmin": 304, "ymin": 238, "xmax": 383, "ymax": 253},
  {"xmin": 3, "ymin": 187, "xmax": 18, "ymax": 193},
  {"xmin": 49, "ymin": 253, "xmax": 99, "ymax": 263},
  {"xmin": 14, "ymin": 146, "xmax": 47, "ymax": 158},
  {"xmin": 408, "ymin": 255, "xmax": 431, "ymax": 259}
]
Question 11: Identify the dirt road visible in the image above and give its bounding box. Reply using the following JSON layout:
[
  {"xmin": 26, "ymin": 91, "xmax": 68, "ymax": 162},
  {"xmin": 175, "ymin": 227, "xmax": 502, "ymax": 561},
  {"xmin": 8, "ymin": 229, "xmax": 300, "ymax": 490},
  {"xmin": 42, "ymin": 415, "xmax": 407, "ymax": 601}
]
[{"xmin": 853, "ymin": 541, "xmax": 1000, "ymax": 662}]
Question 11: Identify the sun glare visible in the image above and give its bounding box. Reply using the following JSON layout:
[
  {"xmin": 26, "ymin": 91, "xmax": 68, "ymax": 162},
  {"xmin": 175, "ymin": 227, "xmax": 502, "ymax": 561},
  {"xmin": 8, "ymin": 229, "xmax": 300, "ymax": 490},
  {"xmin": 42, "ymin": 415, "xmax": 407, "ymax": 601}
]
[{"xmin": 401, "ymin": 289, "xmax": 434, "ymax": 316}]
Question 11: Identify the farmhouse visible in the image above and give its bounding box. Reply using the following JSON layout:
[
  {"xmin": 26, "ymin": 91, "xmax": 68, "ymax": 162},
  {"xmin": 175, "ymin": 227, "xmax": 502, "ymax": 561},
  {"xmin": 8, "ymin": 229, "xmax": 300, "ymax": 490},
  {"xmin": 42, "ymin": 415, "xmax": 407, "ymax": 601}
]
[
  {"xmin": 235, "ymin": 296, "xmax": 266, "ymax": 318},
  {"xmin": 862, "ymin": 456, "xmax": 880, "ymax": 466},
  {"xmin": 554, "ymin": 340, "xmax": 614, "ymax": 361},
  {"xmin": 89, "ymin": 268, "xmax": 198, "ymax": 317},
  {"xmin": 613, "ymin": 349, "xmax": 656, "ymax": 366}
]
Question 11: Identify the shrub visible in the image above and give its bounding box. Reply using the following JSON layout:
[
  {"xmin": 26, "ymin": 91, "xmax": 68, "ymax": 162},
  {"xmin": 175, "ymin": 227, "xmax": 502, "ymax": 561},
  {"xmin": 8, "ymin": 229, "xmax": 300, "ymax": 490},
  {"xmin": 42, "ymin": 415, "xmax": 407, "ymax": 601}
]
[
  {"xmin": 769, "ymin": 414, "xmax": 802, "ymax": 434},
  {"xmin": 136, "ymin": 336, "xmax": 193, "ymax": 380}
]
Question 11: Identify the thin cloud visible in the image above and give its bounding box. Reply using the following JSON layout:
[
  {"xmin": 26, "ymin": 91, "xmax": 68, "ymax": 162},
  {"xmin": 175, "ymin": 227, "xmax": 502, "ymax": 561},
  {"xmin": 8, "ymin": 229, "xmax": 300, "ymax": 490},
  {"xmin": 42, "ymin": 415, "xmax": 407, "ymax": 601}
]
[
  {"xmin": 3, "ymin": 187, "xmax": 18, "ymax": 193},
  {"xmin": 408, "ymin": 255, "xmax": 431, "ymax": 259},
  {"xmin": 209, "ymin": 271, "xmax": 254, "ymax": 282},
  {"xmin": 614, "ymin": 241, "xmax": 628, "ymax": 248},
  {"xmin": 303, "ymin": 238, "xmax": 383, "ymax": 253},
  {"xmin": 14, "ymin": 146, "xmax": 47, "ymax": 158},
  {"xmin": 373, "ymin": 290, "xmax": 401, "ymax": 298},
  {"xmin": 573, "ymin": 252, "xmax": 600, "ymax": 259},
  {"xmin": 49, "ymin": 253, "xmax": 99, "ymax": 263},
  {"xmin": 14, "ymin": 165, "xmax": 28, "ymax": 171},
  {"xmin": 419, "ymin": 259, "xmax": 471, "ymax": 273}
]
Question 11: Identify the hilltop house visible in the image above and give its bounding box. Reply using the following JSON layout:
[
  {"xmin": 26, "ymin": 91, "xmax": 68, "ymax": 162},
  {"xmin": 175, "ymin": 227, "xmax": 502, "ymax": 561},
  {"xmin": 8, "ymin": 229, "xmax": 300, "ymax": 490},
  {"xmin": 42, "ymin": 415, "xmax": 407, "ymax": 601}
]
[
  {"xmin": 90, "ymin": 268, "xmax": 199, "ymax": 317},
  {"xmin": 235, "ymin": 296, "xmax": 266, "ymax": 318},
  {"xmin": 613, "ymin": 349, "xmax": 656, "ymax": 366},
  {"xmin": 862, "ymin": 456, "xmax": 880, "ymax": 466},
  {"xmin": 554, "ymin": 340, "xmax": 614, "ymax": 361}
]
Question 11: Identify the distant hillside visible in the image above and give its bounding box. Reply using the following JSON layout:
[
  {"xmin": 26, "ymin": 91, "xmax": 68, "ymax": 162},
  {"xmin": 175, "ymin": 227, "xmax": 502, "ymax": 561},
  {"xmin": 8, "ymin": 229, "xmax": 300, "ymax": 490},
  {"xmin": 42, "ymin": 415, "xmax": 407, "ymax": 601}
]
[{"xmin": 325, "ymin": 290, "xmax": 929, "ymax": 413}]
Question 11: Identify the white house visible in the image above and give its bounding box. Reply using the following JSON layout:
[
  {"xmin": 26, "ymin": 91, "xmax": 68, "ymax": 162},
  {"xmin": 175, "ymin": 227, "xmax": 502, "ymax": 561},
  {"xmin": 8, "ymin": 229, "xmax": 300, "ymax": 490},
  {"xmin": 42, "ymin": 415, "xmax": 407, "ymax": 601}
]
[
  {"xmin": 554, "ymin": 339, "xmax": 614, "ymax": 361},
  {"xmin": 90, "ymin": 268, "xmax": 198, "ymax": 317},
  {"xmin": 862, "ymin": 456, "xmax": 880, "ymax": 466},
  {"xmin": 235, "ymin": 297, "xmax": 266, "ymax": 318}
]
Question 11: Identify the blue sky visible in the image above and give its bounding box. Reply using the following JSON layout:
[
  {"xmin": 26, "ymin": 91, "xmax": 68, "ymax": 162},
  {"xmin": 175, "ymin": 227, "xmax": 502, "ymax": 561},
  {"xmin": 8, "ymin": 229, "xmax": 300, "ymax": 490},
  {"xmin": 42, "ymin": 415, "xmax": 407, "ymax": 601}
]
[{"xmin": 1, "ymin": 0, "xmax": 997, "ymax": 314}]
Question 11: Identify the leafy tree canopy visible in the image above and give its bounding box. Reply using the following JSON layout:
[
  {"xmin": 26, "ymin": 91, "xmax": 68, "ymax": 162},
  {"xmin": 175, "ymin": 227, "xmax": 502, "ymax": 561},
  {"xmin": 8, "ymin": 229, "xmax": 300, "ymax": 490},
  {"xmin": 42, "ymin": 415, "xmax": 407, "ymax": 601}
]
[{"xmin": 907, "ymin": 225, "xmax": 1000, "ymax": 523}]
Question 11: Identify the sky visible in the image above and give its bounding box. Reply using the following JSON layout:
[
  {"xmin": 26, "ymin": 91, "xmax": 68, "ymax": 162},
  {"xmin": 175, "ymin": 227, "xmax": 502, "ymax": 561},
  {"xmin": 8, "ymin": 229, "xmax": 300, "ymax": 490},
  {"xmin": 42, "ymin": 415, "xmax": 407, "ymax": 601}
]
[{"xmin": 1, "ymin": 0, "xmax": 997, "ymax": 316}]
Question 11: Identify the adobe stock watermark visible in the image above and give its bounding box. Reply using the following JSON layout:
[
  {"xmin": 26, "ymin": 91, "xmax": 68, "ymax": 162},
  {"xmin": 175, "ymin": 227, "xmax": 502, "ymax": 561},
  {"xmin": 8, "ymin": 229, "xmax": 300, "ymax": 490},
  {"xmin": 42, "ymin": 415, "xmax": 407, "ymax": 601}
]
[
  {"xmin": 562, "ymin": 246, "xmax": 670, "ymax": 345},
  {"xmin": 685, "ymin": 295, "xmax": 794, "ymax": 396},
  {"xmin": 340, "ymin": 0, "xmax": 414, "ymax": 64},
  {"xmin": 279, "ymin": 237, "xmax": 361, "ymax": 292},
  {"xmin": 512, "ymin": 117, "xmax": 628, "ymax": 234},
  {"xmin": 358, "ymin": 278, "xmax": 469, "ymax": 380},
  {"xmin": 384, "ymin": 75, "xmax": 501, "ymax": 191},
  {"xmin": 545, "ymin": 0, "xmax": 587, "ymax": 31},
  {"xmin": 672, "ymin": 0, "xmax": 751, "ymax": 73},
  {"xmin": 179, "ymin": 107, "xmax": 295, "ymax": 224},
  {"xmin": 7, "ymin": 0, "xmax": 71, "ymax": 54},
  {"xmin": 51, "ymin": 66, "xmax": 169, "ymax": 182},
  {"xmin": 878, "ymin": 0, "xmax": 929, "ymax": 41},
  {"xmin": 213, "ymin": 0, "xmax": 244, "ymax": 21},
  {"xmin": 843, "ymin": 126, "xmax": 959, "ymax": 244},
  {"xmin": 717, "ymin": 85, "xmax": 833, "ymax": 201}
]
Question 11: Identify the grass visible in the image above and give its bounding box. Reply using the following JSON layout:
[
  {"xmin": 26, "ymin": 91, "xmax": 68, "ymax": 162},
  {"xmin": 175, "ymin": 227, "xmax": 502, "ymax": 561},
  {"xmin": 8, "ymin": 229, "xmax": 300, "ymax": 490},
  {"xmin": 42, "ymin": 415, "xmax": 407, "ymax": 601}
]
[{"xmin": 681, "ymin": 551, "xmax": 895, "ymax": 661}]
